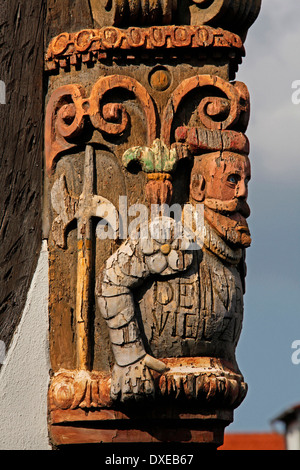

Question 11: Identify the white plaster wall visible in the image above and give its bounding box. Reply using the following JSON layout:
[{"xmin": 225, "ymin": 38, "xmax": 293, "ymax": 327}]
[{"xmin": 0, "ymin": 240, "xmax": 51, "ymax": 450}]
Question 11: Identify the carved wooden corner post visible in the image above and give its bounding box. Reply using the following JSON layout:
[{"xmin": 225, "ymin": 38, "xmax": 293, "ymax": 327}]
[{"xmin": 45, "ymin": 0, "xmax": 261, "ymax": 448}]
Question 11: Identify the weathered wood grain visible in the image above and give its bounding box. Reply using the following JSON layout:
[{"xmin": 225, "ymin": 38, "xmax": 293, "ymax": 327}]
[
  {"xmin": 0, "ymin": 0, "xmax": 96, "ymax": 364},
  {"xmin": 45, "ymin": 0, "xmax": 94, "ymax": 46},
  {"xmin": 0, "ymin": 1, "xmax": 45, "ymax": 352}
]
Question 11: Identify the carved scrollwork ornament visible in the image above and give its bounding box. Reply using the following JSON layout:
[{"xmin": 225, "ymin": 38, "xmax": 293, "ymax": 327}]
[
  {"xmin": 45, "ymin": 25, "xmax": 245, "ymax": 73},
  {"xmin": 45, "ymin": 75, "xmax": 157, "ymax": 175}
]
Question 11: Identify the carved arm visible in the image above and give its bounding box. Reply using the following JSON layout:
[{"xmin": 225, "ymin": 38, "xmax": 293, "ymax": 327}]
[{"xmin": 96, "ymin": 216, "xmax": 194, "ymax": 401}]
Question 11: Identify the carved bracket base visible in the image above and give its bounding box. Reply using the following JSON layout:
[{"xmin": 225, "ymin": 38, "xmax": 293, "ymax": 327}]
[
  {"xmin": 50, "ymin": 406, "xmax": 232, "ymax": 447},
  {"xmin": 48, "ymin": 357, "xmax": 246, "ymax": 446}
]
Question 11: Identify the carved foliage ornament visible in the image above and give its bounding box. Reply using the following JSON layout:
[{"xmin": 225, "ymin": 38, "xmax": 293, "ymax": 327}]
[{"xmin": 49, "ymin": 358, "xmax": 247, "ymax": 411}]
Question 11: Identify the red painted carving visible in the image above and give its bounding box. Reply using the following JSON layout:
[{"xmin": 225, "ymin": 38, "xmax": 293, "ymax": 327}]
[
  {"xmin": 45, "ymin": 0, "xmax": 261, "ymax": 447},
  {"xmin": 175, "ymin": 127, "xmax": 249, "ymax": 155},
  {"xmin": 161, "ymin": 75, "xmax": 250, "ymax": 146},
  {"xmin": 45, "ymin": 84, "xmax": 87, "ymax": 176},
  {"xmin": 45, "ymin": 75, "xmax": 157, "ymax": 174},
  {"xmin": 45, "ymin": 25, "xmax": 244, "ymax": 72},
  {"xmin": 46, "ymin": 74, "xmax": 250, "ymax": 175}
]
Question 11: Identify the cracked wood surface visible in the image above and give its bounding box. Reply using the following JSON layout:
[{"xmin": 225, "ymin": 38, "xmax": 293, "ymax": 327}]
[
  {"xmin": 0, "ymin": 1, "xmax": 45, "ymax": 352},
  {"xmin": 46, "ymin": 0, "xmax": 95, "ymax": 47}
]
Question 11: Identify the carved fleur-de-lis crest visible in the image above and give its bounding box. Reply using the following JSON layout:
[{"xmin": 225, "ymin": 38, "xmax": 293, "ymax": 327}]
[{"xmin": 122, "ymin": 139, "xmax": 184, "ymax": 206}]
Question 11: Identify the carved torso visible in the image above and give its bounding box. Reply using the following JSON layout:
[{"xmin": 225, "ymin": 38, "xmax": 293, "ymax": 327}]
[{"xmin": 139, "ymin": 241, "xmax": 243, "ymax": 364}]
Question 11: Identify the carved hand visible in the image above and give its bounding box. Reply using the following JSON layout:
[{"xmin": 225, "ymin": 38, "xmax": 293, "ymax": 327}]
[{"xmin": 110, "ymin": 354, "xmax": 168, "ymax": 402}]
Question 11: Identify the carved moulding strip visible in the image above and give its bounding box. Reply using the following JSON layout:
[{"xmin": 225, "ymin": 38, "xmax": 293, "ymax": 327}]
[
  {"xmin": 49, "ymin": 357, "xmax": 247, "ymax": 412},
  {"xmin": 45, "ymin": 75, "xmax": 157, "ymax": 175},
  {"xmin": 45, "ymin": 25, "xmax": 244, "ymax": 73},
  {"xmin": 50, "ymin": 407, "xmax": 232, "ymax": 445}
]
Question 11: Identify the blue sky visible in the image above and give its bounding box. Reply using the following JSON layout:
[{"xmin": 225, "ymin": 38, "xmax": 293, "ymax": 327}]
[{"xmin": 228, "ymin": 0, "xmax": 300, "ymax": 432}]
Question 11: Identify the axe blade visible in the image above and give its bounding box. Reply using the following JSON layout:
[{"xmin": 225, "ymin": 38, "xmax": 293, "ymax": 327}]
[{"xmin": 51, "ymin": 174, "xmax": 78, "ymax": 248}]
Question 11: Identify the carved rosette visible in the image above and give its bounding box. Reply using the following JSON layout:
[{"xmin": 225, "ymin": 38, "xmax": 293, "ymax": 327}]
[{"xmin": 49, "ymin": 369, "xmax": 112, "ymax": 411}]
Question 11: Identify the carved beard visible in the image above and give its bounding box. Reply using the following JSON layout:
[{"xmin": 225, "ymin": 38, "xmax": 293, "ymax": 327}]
[{"xmin": 203, "ymin": 198, "xmax": 251, "ymax": 249}]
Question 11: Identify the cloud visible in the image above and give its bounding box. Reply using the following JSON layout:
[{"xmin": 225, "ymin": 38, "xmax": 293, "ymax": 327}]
[{"xmin": 238, "ymin": 0, "xmax": 300, "ymax": 180}]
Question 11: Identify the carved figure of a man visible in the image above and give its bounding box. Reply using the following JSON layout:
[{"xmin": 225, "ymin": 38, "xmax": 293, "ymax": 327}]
[{"xmin": 96, "ymin": 150, "xmax": 251, "ymax": 402}]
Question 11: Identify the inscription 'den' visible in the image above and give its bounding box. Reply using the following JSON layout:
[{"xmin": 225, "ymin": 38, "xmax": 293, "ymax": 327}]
[
  {"xmin": 45, "ymin": 2, "xmax": 261, "ymax": 442},
  {"xmin": 154, "ymin": 279, "xmax": 200, "ymax": 338}
]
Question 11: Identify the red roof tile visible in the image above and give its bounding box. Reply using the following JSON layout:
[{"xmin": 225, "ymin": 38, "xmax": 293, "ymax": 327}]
[{"xmin": 219, "ymin": 432, "xmax": 285, "ymax": 450}]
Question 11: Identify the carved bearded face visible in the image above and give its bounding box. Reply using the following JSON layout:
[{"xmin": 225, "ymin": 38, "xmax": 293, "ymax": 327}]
[{"xmin": 190, "ymin": 151, "xmax": 251, "ymax": 249}]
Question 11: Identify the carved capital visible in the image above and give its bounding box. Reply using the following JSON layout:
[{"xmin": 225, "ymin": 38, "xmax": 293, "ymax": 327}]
[{"xmin": 88, "ymin": 0, "xmax": 261, "ymax": 40}]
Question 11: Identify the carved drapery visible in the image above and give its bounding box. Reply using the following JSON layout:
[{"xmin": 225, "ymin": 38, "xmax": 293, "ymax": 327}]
[{"xmin": 45, "ymin": 0, "xmax": 260, "ymax": 447}]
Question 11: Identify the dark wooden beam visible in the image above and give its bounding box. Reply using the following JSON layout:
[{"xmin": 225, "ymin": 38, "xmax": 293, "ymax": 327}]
[{"xmin": 45, "ymin": 0, "xmax": 94, "ymax": 46}]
